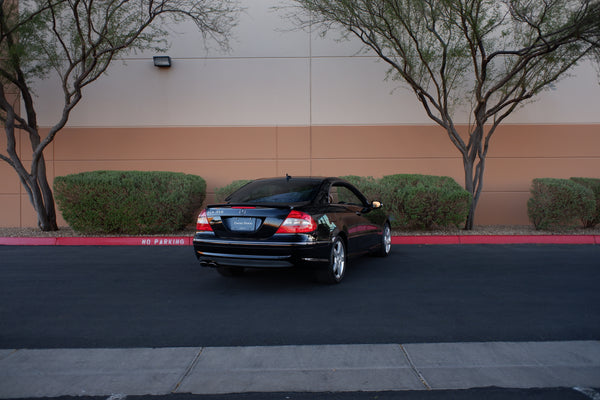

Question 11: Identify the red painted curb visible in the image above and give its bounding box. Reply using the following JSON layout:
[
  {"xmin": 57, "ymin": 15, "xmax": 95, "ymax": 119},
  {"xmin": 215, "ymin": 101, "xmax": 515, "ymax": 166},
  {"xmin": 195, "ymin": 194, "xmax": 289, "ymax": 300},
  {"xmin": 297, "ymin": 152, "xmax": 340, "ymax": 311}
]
[
  {"xmin": 392, "ymin": 235, "xmax": 600, "ymax": 245},
  {"xmin": 458, "ymin": 235, "xmax": 598, "ymax": 245},
  {"xmin": 56, "ymin": 237, "xmax": 192, "ymax": 246},
  {"xmin": 0, "ymin": 237, "xmax": 58, "ymax": 246},
  {"xmin": 0, "ymin": 237, "xmax": 192, "ymax": 246},
  {"xmin": 392, "ymin": 236, "xmax": 460, "ymax": 245},
  {"xmin": 1, "ymin": 235, "xmax": 599, "ymax": 246}
]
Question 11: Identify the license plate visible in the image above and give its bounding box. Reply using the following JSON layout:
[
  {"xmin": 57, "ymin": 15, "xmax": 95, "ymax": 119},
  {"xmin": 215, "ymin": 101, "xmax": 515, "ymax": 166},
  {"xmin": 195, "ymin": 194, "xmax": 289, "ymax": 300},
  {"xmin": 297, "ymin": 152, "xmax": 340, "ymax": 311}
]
[{"xmin": 229, "ymin": 217, "xmax": 260, "ymax": 232}]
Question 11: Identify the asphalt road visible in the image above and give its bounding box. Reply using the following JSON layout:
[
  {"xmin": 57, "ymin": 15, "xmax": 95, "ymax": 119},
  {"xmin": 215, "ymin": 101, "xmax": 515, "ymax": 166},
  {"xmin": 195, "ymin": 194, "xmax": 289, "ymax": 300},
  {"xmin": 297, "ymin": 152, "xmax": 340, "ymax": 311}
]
[{"xmin": 1, "ymin": 244, "xmax": 599, "ymax": 349}]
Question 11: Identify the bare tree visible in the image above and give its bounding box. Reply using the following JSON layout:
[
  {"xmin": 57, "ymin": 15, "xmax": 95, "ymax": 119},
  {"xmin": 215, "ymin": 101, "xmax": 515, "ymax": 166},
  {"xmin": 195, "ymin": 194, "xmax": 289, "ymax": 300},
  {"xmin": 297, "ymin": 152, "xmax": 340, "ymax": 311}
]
[
  {"xmin": 0, "ymin": 0, "xmax": 241, "ymax": 230},
  {"xmin": 285, "ymin": 0, "xmax": 600, "ymax": 229}
]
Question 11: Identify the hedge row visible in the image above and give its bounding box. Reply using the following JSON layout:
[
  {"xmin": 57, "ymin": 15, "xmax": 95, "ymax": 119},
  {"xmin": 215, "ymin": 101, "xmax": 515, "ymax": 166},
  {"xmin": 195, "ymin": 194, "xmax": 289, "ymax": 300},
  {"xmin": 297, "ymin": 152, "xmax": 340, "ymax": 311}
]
[
  {"xmin": 54, "ymin": 171, "xmax": 206, "ymax": 234},
  {"xmin": 54, "ymin": 171, "xmax": 599, "ymax": 234},
  {"xmin": 527, "ymin": 177, "xmax": 599, "ymax": 230},
  {"xmin": 215, "ymin": 174, "xmax": 471, "ymax": 230},
  {"xmin": 343, "ymin": 174, "xmax": 471, "ymax": 229}
]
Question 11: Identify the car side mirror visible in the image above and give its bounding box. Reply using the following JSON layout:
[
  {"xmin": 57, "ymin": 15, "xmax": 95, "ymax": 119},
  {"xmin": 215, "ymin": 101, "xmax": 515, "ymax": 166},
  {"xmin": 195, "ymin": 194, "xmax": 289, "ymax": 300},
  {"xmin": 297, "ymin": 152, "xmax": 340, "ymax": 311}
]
[{"xmin": 371, "ymin": 201, "xmax": 383, "ymax": 209}]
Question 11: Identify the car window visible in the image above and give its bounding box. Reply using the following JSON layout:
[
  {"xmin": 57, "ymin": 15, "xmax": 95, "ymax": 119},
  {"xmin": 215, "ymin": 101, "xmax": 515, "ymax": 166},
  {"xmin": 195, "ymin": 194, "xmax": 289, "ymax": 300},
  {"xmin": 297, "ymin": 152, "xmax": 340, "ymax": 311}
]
[
  {"xmin": 227, "ymin": 179, "xmax": 321, "ymax": 203},
  {"xmin": 330, "ymin": 184, "xmax": 364, "ymax": 206}
]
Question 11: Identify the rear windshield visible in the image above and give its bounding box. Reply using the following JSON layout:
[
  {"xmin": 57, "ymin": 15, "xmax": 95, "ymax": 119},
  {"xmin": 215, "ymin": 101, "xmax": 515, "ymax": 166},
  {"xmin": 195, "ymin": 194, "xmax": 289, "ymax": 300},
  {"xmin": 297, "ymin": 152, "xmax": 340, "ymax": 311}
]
[{"xmin": 227, "ymin": 179, "xmax": 321, "ymax": 204}]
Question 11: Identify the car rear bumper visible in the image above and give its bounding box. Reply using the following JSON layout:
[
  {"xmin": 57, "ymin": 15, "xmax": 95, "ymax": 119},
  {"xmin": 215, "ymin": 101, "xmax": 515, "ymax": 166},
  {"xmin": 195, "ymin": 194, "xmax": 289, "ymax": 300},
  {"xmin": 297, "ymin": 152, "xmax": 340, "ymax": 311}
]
[{"xmin": 193, "ymin": 233, "xmax": 332, "ymax": 269}]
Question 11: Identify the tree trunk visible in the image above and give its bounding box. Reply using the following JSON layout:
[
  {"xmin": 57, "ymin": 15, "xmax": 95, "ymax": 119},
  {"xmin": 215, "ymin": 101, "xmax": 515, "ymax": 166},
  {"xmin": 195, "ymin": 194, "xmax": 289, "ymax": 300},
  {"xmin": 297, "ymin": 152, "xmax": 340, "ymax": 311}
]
[
  {"xmin": 463, "ymin": 156, "xmax": 476, "ymax": 230},
  {"xmin": 31, "ymin": 141, "xmax": 58, "ymax": 231},
  {"xmin": 22, "ymin": 164, "xmax": 59, "ymax": 231},
  {"xmin": 463, "ymin": 150, "xmax": 486, "ymax": 231},
  {"xmin": 5, "ymin": 126, "xmax": 59, "ymax": 231},
  {"xmin": 36, "ymin": 166, "xmax": 58, "ymax": 232},
  {"xmin": 26, "ymin": 119, "xmax": 59, "ymax": 231},
  {"xmin": 465, "ymin": 193, "xmax": 478, "ymax": 230}
]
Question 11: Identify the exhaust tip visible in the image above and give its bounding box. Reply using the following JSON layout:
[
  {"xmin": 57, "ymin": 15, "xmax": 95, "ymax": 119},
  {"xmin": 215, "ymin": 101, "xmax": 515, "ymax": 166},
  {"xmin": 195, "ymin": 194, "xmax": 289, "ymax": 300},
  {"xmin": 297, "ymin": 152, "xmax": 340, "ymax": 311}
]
[{"xmin": 199, "ymin": 260, "xmax": 218, "ymax": 268}]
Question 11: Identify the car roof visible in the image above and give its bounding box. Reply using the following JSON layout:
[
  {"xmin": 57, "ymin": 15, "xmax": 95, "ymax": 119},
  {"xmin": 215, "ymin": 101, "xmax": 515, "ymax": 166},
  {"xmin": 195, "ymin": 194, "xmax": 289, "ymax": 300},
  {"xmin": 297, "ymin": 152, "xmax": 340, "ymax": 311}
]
[{"xmin": 251, "ymin": 176, "xmax": 346, "ymax": 184}]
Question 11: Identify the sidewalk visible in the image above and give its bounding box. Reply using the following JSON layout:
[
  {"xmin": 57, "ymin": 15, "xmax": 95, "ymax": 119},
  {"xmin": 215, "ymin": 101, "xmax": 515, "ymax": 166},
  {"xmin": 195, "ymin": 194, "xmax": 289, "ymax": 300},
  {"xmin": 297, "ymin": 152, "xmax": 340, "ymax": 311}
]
[{"xmin": 1, "ymin": 341, "xmax": 599, "ymax": 398}]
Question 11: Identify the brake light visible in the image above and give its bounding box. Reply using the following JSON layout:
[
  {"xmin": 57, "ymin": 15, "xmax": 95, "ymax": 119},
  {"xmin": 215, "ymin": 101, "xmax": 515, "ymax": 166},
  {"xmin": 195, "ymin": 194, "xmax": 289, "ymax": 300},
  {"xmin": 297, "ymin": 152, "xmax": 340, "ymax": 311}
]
[
  {"xmin": 276, "ymin": 210, "xmax": 317, "ymax": 234},
  {"xmin": 196, "ymin": 209, "xmax": 213, "ymax": 232}
]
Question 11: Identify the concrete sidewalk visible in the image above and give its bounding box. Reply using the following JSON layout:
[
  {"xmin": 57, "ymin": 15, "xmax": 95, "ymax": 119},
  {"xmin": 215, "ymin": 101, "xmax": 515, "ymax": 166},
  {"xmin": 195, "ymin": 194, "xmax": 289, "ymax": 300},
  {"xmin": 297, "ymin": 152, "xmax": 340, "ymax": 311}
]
[{"xmin": 1, "ymin": 341, "xmax": 599, "ymax": 398}]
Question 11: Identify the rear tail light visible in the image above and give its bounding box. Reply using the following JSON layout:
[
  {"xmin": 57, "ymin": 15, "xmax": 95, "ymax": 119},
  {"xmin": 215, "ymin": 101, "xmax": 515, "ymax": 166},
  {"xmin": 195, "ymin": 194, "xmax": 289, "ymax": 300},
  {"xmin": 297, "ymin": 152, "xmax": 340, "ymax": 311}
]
[
  {"xmin": 276, "ymin": 210, "xmax": 317, "ymax": 234},
  {"xmin": 196, "ymin": 209, "xmax": 213, "ymax": 232}
]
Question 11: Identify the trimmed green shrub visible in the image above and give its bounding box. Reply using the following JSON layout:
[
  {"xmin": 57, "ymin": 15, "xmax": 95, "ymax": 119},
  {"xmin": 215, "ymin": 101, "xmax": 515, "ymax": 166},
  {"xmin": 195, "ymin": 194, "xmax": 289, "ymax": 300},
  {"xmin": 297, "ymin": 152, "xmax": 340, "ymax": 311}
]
[
  {"xmin": 527, "ymin": 178, "xmax": 595, "ymax": 230},
  {"xmin": 214, "ymin": 179, "xmax": 252, "ymax": 202},
  {"xmin": 570, "ymin": 177, "xmax": 600, "ymax": 228},
  {"xmin": 381, "ymin": 174, "xmax": 471, "ymax": 229},
  {"xmin": 54, "ymin": 170, "xmax": 206, "ymax": 234},
  {"xmin": 344, "ymin": 174, "xmax": 471, "ymax": 229}
]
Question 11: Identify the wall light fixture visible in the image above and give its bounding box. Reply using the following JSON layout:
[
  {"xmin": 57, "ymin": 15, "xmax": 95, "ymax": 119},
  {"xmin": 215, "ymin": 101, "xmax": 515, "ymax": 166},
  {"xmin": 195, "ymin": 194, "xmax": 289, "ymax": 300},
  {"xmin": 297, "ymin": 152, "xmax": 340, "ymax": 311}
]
[{"xmin": 153, "ymin": 56, "xmax": 172, "ymax": 68}]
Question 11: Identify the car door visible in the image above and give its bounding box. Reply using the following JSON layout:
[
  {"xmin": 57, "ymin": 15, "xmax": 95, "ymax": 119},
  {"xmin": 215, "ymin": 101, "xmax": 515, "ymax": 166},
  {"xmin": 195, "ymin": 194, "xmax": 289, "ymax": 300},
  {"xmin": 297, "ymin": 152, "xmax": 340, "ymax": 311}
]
[{"xmin": 328, "ymin": 183, "xmax": 379, "ymax": 254}]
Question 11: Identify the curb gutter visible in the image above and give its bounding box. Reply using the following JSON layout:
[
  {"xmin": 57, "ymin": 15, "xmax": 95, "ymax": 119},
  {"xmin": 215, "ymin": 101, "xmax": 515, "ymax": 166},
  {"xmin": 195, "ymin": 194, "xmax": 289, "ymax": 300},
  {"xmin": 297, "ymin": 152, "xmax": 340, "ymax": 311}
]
[{"xmin": 1, "ymin": 235, "xmax": 599, "ymax": 246}]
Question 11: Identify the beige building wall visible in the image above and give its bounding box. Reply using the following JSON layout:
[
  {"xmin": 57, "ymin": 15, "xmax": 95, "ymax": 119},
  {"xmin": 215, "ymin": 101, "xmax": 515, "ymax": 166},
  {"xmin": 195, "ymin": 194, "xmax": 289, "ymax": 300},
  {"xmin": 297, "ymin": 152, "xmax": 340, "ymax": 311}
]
[
  {"xmin": 2, "ymin": 123, "xmax": 599, "ymax": 227},
  {"xmin": 2, "ymin": 0, "xmax": 600, "ymax": 228}
]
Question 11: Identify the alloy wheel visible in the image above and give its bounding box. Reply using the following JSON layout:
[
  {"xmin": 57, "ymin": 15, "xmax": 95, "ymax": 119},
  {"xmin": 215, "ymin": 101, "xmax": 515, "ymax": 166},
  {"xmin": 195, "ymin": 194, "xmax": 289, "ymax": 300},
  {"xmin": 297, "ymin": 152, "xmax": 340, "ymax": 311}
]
[
  {"xmin": 383, "ymin": 223, "xmax": 392, "ymax": 255},
  {"xmin": 331, "ymin": 238, "xmax": 346, "ymax": 280}
]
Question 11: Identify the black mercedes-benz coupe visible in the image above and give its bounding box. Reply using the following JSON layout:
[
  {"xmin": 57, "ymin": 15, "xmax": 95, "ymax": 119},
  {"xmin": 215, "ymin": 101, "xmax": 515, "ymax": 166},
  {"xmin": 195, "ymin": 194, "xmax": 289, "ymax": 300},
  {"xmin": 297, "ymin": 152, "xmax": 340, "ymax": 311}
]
[{"xmin": 193, "ymin": 176, "xmax": 391, "ymax": 283}]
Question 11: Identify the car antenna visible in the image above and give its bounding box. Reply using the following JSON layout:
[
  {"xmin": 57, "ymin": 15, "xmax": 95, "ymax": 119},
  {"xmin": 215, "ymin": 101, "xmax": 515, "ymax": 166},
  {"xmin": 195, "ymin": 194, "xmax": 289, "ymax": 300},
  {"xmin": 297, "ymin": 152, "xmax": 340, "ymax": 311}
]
[{"xmin": 286, "ymin": 173, "xmax": 292, "ymax": 181}]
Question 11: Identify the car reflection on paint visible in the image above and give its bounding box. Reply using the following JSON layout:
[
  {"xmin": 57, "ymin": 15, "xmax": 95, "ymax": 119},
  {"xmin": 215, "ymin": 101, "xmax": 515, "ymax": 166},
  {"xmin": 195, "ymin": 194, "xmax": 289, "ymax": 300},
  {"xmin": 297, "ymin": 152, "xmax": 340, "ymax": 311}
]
[{"xmin": 193, "ymin": 176, "xmax": 391, "ymax": 284}]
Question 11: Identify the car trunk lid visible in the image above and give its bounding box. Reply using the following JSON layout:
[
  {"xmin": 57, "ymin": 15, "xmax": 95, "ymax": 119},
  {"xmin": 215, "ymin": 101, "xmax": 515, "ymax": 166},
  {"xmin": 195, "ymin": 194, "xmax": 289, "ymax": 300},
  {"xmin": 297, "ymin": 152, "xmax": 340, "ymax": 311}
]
[{"xmin": 204, "ymin": 204, "xmax": 294, "ymax": 239}]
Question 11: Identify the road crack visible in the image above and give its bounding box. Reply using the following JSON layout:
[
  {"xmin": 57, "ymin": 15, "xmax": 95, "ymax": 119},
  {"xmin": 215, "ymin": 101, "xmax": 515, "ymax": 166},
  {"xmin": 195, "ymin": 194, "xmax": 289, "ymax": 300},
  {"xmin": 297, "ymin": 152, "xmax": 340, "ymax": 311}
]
[
  {"xmin": 399, "ymin": 344, "xmax": 432, "ymax": 390},
  {"xmin": 171, "ymin": 347, "xmax": 204, "ymax": 393}
]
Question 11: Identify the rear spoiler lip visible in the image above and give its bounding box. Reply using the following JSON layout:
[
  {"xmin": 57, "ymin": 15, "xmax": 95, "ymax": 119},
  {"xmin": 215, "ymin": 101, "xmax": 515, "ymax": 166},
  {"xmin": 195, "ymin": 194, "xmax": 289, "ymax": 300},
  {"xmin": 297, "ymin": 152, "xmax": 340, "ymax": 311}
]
[{"xmin": 205, "ymin": 202, "xmax": 309, "ymax": 209}]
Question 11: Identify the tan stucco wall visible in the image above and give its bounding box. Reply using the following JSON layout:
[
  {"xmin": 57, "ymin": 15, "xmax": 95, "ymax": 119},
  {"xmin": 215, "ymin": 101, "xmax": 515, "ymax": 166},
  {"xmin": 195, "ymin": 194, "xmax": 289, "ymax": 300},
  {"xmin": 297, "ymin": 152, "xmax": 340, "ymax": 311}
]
[
  {"xmin": 3, "ymin": 0, "xmax": 599, "ymax": 228},
  {"xmin": 2, "ymin": 123, "xmax": 598, "ymax": 227}
]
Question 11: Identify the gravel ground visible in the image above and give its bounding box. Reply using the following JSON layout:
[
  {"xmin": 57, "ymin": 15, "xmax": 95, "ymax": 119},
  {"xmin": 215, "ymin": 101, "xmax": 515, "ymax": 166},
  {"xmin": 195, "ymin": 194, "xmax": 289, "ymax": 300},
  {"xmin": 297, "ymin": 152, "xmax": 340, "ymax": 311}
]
[{"xmin": 1, "ymin": 225, "xmax": 599, "ymax": 237}]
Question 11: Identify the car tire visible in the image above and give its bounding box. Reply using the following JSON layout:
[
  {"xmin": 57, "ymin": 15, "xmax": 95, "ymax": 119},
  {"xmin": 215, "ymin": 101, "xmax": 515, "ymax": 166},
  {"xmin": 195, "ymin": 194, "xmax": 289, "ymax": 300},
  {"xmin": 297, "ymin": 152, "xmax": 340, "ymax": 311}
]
[
  {"xmin": 375, "ymin": 222, "xmax": 392, "ymax": 257},
  {"xmin": 317, "ymin": 236, "xmax": 346, "ymax": 284},
  {"xmin": 216, "ymin": 266, "xmax": 244, "ymax": 277}
]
